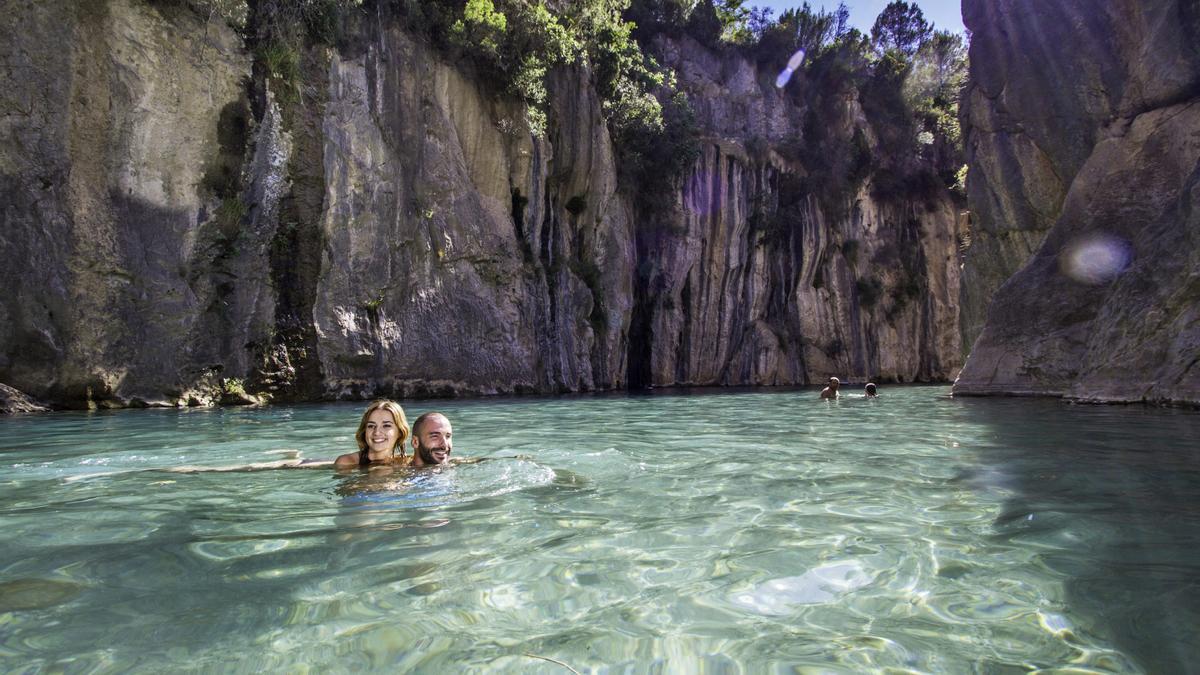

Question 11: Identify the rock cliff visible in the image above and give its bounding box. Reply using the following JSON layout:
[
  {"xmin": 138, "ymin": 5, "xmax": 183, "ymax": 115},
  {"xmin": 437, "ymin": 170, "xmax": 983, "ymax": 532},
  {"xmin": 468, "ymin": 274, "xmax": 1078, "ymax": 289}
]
[
  {"xmin": 0, "ymin": 0, "xmax": 251, "ymax": 407},
  {"xmin": 955, "ymin": 0, "xmax": 1200, "ymax": 404},
  {"xmin": 0, "ymin": 0, "xmax": 964, "ymax": 410}
]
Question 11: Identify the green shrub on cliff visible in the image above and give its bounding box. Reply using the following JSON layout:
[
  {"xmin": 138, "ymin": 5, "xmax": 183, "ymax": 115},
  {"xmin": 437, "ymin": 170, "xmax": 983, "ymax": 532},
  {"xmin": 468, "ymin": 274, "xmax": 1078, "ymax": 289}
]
[
  {"xmin": 748, "ymin": 3, "xmax": 851, "ymax": 73},
  {"xmin": 397, "ymin": 1, "xmax": 699, "ymax": 192},
  {"xmin": 451, "ymin": 0, "xmax": 508, "ymax": 59},
  {"xmin": 615, "ymin": 90, "xmax": 701, "ymax": 202}
]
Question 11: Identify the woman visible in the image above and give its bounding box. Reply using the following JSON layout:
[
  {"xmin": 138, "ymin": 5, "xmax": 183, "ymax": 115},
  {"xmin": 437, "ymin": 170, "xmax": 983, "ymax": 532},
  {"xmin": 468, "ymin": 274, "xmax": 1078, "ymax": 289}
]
[
  {"xmin": 146, "ymin": 400, "xmax": 410, "ymax": 475},
  {"xmin": 334, "ymin": 399, "xmax": 412, "ymax": 468}
]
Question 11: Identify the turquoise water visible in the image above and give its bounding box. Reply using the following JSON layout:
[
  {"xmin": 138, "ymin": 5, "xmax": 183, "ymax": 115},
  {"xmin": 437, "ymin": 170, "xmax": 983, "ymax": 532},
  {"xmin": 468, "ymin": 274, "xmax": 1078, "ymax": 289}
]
[{"xmin": 2, "ymin": 387, "xmax": 1199, "ymax": 673}]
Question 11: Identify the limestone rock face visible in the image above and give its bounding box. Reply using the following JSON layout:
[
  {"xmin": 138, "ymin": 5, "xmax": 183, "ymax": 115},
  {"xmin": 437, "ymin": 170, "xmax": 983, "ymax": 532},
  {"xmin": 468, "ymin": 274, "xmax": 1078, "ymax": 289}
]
[
  {"xmin": 637, "ymin": 37, "xmax": 964, "ymax": 386},
  {"xmin": 0, "ymin": 0, "xmax": 253, "ymax": 407},
  {"xmin": 955, "ymin": 0, "xmax": 1200, "ymax": 403},
  {"xmin": 0, "ymin": 1, "xmax": 965, "ymax": 410},
  {"xmin": 311, "ymin": 28, "xmax": 632, "ymax": 398}
]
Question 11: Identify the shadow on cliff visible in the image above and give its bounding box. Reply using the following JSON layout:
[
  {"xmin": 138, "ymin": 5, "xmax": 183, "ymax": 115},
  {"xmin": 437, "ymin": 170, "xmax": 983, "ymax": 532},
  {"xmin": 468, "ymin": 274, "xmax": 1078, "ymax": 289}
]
[{"xmin": 953, "ymin": 397, "xmax": 1200, "ymax": 673}]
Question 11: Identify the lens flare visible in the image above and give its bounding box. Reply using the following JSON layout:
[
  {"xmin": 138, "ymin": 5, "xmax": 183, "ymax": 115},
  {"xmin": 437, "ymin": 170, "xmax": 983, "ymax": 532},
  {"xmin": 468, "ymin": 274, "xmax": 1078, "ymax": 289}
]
[
  {"xmin": 786, "ymin": 49, "xmax": 806, "ymax": 71},
  {"xmin": 1059, "ymin": 232, "xmax": 1132, "ymax": 284},
  {"xmin": 774, "ymin": 49, "xmax": 806, "ymax": 89}
]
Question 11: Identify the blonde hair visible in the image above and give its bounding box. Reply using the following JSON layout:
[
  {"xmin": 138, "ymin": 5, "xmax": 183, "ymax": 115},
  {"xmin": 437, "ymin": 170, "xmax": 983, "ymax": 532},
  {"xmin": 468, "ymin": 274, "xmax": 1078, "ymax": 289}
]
[{"xmin": 355, "ymin": 400, "xmax": 411, "ymax": 459}]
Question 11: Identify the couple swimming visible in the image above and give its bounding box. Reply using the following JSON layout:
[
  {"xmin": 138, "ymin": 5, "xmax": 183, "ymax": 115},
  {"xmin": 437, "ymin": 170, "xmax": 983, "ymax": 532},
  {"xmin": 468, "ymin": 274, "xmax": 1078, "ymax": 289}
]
[
  {"xmin": 162, "ymin": 400, "xmax": 464, "ymax": 474},
  {"xmin": 335, "ymin": 400, "xmax": 454, "ymax": 468},
  {"xmin": 819, "ymin": 377, "xmax": 879, "ymax": 400}
]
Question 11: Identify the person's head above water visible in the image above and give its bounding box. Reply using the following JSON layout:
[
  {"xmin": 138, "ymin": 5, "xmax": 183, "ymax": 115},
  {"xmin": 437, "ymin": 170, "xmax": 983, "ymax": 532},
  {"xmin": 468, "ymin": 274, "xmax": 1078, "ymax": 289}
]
[
  {"xmin": 864, "ymin": 382, "xmax": 878, "ymax": 397},
  {"xmin": 820, "ymin": 376, "xmax": 840, "ymax": 398},
  {"xmin": 411, "ymin": 412, "xmax": 453, "ymax": 467},
  {"xmin": 336, "ymin": 400, "xmax": 411, "ymax": 467}
]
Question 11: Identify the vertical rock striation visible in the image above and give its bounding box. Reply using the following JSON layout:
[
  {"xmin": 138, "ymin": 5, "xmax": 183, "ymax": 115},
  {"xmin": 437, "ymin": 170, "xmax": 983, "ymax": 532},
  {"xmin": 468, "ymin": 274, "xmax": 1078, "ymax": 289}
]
[
  {"xmin": 635, "ymin": 35, "xmax": 964, "ymax": 387},
  {"xmin": 311, "ymin": 24, "xmax": 633, "ymax": 398},
  {"xmin": 0, "ymin": 0, "xmax": 252, "ymax": 407},
  {"xmin": 0, "ymin": 0, "xmax": 966, "ymax": 409},
  {"xmin": 956, "ymin": 0, "xmax": 1200, "ymax": 404}
]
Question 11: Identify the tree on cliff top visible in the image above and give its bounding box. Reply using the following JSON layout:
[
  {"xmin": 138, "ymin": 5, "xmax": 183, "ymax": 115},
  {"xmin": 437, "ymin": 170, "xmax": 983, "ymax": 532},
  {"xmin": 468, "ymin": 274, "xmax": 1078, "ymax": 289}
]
[
  {"xmin": 749, "ymin": 2, "xmax": 851, "ymax": 72},
  {"xmin": 870, "ymin": 1, "xmax": 931, "ymax": 57}
]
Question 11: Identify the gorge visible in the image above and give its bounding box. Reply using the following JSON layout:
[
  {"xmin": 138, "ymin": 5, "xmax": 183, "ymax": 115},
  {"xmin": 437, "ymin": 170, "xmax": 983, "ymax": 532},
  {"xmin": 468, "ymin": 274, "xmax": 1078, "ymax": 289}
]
[{"xmin": 3, "ymin": 0, "xmax": 1195, "ymax": 412}]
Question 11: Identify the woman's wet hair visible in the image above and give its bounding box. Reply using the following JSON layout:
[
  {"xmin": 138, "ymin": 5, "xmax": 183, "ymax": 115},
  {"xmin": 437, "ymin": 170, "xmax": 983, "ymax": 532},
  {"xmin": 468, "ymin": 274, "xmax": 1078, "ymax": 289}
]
[
  {"xmin": 354, "ymin": 399, "xmax": 411, "ymax": 457},
  {"xmin": 865, "ymin": 383, "xmax": 877, "ymax": 395}
]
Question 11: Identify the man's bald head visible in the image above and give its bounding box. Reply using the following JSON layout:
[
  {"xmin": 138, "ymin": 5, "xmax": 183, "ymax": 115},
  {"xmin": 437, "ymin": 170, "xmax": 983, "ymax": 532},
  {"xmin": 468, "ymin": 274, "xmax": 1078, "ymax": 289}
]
[{"xmin": 411, "ymin": 412, "xmax": 453, "ymax": 466}]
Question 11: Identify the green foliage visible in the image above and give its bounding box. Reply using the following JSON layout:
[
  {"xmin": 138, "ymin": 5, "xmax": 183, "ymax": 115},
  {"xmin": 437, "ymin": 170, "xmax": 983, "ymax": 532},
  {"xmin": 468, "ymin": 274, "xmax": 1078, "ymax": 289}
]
[
  {"xmin": 952, "ymin": 164, "xmax": 968, "ymax": 201},
  {"xmin": 624, "ymin": 0, "xmax": 693, "ymax": 39},
  {"xmin": 440, "ymin": 1, "xmax": 583, "ymax": 135},
  {"xmin": 383, "ymin": 2, "xmax": 700, "ymax": 195},
  {"xmin": 904, "ymin": 29, "xmax": 967, "ymax": 157},
  {"xmin": 360, "ymin": 292, "xmax": 385, "ymax": 322},
  {"xmin": 257, "ymin": 41, "xmax": 301, "ymax": 104},
  {"xmin": 221, "ymin": 377, "xmax": 247, "ymax": 396},
  {"xmin": 870, "ymin": 1, "xmax": 930, "ymax": 57},
  {"xmin": 683, "ymin": 1, "xmax": 723, "ymax": 46},
  {"xmin": 453, "ymin": 0, "xmax": 508, "ymax": 59},
  {"xmin": 713, "ymin": 0, "xmax": 753, "ymax": 43},
  {"xmin": 173, "ymin": 0, "xmax": 366, "ymax": 110},
  {"xmin": 750, "ymin": 2, "xmax": 850, "ymax": 72},
  {"xmin": 216, "ymin": 196, "xmax": 247, "ymax": 231},
  {"xmin": 616, "ymin": 91, "xmax": 702, "ymax": 205}
]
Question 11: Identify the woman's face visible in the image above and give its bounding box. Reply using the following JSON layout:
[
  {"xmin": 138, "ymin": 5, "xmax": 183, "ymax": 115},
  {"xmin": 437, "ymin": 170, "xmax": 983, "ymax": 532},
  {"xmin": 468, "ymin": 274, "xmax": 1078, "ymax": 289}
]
[{"xmin": 364, "ymin": 408, "xmax": 400, "ymax": 455}]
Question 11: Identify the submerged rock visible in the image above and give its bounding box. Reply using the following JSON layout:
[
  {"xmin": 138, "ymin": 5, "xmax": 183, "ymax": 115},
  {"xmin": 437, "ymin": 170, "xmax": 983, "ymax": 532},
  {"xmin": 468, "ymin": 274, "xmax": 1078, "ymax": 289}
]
[{"xmin": 0, "ymin": 578, "xmax": 84, "ymax": 612}]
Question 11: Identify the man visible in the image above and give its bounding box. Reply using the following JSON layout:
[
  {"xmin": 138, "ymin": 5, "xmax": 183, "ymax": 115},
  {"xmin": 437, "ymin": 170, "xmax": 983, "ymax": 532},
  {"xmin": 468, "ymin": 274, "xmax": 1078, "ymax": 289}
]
[
  {"xmin": 410, "ymin": 411, "xmax": 454, "ymax": 466},
  {"xmin": 820, "ymin": 376, "xmax": 840, "ymax": 399},
  {"xmin": 864, "ymin": 382, "xmax": 879, "ymax": 398}
]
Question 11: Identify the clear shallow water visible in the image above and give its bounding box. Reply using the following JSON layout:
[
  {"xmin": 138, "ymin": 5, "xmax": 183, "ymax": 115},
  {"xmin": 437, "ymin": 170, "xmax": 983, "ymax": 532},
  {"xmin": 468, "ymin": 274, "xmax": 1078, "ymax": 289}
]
[{"xmin": 1, "ymin": 387, "xmax": 1199, "ymax": 673}]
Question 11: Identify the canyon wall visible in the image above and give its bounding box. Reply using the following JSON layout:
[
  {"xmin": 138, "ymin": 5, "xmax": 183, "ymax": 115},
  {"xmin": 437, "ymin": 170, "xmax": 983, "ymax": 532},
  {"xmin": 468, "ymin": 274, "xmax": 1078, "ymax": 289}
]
[
  {"xmin": 0, "ymin": 0, "xmax": 964, "ymax": 410},
  {"xmin": 955, "ymin": 0, "xmax": 1200, "ymax": 403}
]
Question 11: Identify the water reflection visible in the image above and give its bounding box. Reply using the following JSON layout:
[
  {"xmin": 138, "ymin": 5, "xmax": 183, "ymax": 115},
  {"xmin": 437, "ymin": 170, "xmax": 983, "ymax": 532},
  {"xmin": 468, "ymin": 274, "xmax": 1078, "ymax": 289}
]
[
  {"xmin": 3, "ymin": 392, "xmax": 1199, "ymax": 671},
  {"xmin": 955, "ymin": 397, "xmax": 1200, "ymax": 674}
]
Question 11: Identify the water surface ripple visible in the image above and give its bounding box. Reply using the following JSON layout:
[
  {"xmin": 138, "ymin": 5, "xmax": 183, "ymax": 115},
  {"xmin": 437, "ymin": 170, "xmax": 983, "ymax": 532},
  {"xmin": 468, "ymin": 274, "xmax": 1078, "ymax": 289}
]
[{"xmin": 2, "ymin": 387, "xmax": 1198, "ymax": 673}]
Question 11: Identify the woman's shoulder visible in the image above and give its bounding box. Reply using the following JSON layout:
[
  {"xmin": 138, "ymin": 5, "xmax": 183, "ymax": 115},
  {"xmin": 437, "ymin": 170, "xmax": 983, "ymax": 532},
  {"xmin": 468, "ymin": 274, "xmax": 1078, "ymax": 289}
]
[{"xmin": 334, "ymin": 451, "xmax": 362, "ymax": 467}]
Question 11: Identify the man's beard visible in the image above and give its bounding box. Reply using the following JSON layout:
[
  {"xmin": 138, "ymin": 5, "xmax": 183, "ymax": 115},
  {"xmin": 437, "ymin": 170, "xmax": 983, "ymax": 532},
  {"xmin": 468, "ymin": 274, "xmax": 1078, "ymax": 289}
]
[{"xmin": 417, "ymin": 442, "xmax": 449, "ymax": 464}]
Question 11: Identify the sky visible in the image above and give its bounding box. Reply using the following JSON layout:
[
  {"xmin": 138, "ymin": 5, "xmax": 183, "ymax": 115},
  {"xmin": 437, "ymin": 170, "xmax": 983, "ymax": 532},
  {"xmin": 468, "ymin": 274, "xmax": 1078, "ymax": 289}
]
[{"xmin": 751, "ymin": 0, "xmax": 965, "ymax": 36}]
